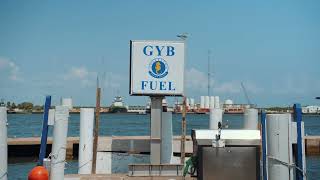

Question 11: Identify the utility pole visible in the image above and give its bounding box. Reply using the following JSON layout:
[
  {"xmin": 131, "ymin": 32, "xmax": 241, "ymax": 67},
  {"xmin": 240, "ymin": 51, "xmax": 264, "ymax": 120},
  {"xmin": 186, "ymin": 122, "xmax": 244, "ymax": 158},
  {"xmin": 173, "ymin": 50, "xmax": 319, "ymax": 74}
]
[
  {"xmin": 177, "ymin": 33, "xmax": 189, "ymax": 164},
  {"xmin": 92, "ymin": 77, "xmax": 101, "ymax": 174}
]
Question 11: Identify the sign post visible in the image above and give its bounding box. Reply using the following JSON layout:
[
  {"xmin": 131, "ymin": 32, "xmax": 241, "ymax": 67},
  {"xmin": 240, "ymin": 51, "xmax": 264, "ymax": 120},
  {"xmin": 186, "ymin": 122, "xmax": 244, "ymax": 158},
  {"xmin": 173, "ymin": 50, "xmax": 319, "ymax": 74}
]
[{"xmin": 130, "ymin": 40, "xmax": 185, "ymax": 164}]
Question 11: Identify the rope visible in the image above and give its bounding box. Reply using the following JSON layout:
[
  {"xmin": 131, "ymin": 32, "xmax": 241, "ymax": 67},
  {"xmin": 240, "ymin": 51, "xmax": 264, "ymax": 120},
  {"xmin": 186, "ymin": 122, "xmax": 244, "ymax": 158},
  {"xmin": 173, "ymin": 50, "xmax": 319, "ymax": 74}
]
[
  {"xmin": 267, "ymin": 156, "xmax": 308, "ymax": 178},
  {"xmin": 0, "ymin": 171, "xmax": 7, "ymax": 179},
  {"xmin": 47, "ymin": 148, "xmax": 93, "ymax": 171}
]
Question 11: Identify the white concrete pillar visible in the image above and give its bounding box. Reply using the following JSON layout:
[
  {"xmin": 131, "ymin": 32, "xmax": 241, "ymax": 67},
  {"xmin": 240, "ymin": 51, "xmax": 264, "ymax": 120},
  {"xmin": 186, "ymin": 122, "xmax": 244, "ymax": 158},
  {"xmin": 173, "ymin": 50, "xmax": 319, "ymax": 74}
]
[
  {"xmin": 266, "ymin": 114, "xmax": 293, "ymax": 180},
  {"xmin": 209, "ymin": 108, "xmax": 223, "ymax": 130},
  {"xmin": 78, "ymin": 108, "xmax": 94, "ymax": 174},
  {"xmin": 50, "ymin": 106, "xmax": 69, "ymax": 180},
  {"xmin": 0, "ymin": 107, "xmax": 7, "ymax": 180},
  {"xmin": 243, "ymin": 108, "xmax": 258, "ymax": 130},
  {"xmin": 161, "ymin": 112, "xmax": 173, "ymax": 164}
]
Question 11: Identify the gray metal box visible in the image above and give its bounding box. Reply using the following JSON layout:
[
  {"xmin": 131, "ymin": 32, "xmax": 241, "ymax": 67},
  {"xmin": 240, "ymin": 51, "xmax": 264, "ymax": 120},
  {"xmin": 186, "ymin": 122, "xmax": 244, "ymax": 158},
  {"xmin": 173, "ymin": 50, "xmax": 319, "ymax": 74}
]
[{"xmin": 198, "ymin": 146, "xmax": 260, "ymax": 180}]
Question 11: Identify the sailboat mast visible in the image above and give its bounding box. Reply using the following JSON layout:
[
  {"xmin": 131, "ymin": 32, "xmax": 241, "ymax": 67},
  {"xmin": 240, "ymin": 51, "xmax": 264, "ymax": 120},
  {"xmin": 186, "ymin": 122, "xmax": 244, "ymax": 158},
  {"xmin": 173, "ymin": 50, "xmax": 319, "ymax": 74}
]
[{"xmin": 208, "ymin": 50, "xmax": 211, "ymax": 97}]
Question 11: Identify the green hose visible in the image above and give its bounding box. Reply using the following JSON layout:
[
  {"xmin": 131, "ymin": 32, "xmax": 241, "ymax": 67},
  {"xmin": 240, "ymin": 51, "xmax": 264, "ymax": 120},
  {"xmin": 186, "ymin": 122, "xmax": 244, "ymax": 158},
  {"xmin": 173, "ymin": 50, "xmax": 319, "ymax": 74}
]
[{"xmin": 183, "ymin": 156, "xmax": 197, "ymax": 177}]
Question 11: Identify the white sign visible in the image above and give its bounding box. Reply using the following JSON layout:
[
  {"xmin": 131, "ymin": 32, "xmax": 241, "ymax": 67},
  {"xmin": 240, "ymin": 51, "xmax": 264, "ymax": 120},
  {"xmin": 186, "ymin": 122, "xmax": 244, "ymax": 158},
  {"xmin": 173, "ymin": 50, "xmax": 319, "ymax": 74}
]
[{"xmin": 130, "ymin": 40, "xmax": 185, "ymax": 96}]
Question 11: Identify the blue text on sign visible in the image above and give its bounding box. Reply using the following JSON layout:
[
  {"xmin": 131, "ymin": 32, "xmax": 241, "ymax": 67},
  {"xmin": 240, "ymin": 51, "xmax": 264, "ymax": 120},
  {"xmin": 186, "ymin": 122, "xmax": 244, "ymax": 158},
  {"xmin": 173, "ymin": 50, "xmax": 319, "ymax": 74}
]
[
  {"xmin": 141, "ymin": 81, "xmax": 175, "ymax": 91},
  {"xmin": 143, "ymin": 46, "xmax": 175, "ymax": 56}
]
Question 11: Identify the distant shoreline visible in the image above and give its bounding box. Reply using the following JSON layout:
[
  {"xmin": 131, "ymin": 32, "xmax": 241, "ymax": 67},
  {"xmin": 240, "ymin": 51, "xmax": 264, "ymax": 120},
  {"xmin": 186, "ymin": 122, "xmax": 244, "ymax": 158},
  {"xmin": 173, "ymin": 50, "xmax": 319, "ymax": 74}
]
[{"xmin": 7, "ymin": 111, "xmax": 320, "ymax": 115}]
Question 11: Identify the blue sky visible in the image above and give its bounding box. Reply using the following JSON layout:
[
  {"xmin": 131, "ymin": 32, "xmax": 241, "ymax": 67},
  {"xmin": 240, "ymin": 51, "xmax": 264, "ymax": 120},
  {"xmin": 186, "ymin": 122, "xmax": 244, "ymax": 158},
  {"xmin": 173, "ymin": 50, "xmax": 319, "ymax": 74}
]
[{"xmin": 0, "ymin": 0, "xmax": 319, "ymax": 107}]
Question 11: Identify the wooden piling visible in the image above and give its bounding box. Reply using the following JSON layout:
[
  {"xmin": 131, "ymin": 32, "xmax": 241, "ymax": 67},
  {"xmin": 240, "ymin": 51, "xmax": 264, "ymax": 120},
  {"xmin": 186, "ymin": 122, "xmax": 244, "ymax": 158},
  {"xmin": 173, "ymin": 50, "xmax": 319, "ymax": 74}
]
[
  {"xmin": 92, "ymin": 86, "xmax": 101, "ymax": 174},
  {"xmin": 181, "ymin": 96, "xmax": 187, "ymax": 164}
]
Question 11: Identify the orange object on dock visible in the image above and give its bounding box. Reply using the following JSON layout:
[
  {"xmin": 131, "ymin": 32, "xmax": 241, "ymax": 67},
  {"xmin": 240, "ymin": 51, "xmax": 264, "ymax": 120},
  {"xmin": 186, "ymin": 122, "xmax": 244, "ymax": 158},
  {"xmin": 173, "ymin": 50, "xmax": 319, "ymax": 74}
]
[{"xmin": 28, "ymin": 166, "xmax": 49, "ymax": 180}]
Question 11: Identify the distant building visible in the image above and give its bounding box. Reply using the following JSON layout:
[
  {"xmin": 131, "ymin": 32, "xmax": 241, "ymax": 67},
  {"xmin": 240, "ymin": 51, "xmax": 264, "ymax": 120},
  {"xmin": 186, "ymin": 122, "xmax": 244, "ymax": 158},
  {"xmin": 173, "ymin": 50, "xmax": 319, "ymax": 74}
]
[
  {"xmin": 302, "ymin": 106, "xmax": 320, "ymax": 114},
  {"xmin": 127, "ymin": 106, "xmax": 146, "ymax": 114}
]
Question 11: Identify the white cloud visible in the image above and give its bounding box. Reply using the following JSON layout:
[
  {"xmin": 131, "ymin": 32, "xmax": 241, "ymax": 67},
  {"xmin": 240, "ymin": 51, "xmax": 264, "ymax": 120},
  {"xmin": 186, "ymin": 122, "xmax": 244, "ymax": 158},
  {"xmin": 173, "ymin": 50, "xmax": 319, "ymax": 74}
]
[
  {"xmin": 101, "ymin": 72, "xmax": 126, "ymax": 89},
  {"xmin": 0, "ymin": 57, "xmax": 22, "ymax": 81},
  {"xmin": 64, "ymin": 66, "xmax": 90, "ymax": 79},
  {"xmin": 185, "ymin": 67, "xmax": 261, "ymax": 94},
  {"xmin": 63, "ymin": 66, "xmax": 97, "ymax": 87},
  {"xmin": 185, "ymin": 67, "xmax": 213, "ymax": 90}
]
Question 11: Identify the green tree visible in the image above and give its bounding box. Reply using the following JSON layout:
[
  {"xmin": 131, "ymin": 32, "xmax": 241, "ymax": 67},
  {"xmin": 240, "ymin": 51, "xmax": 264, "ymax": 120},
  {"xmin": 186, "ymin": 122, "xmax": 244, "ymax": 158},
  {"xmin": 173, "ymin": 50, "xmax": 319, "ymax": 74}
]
[
  {"xmin": 33, "ymin": 105, "xmax": 43, "ymax": 111},
  {"xmin": 6, "ymin": 101, "xmax": 11, "ymax": 109},
  {"xmin": 18, "ymin": 102, "xmax": 34, "ymax": 110},
  {"xmin": 11, "ymin": 102, "xmax": 16, "ymax": 109}
]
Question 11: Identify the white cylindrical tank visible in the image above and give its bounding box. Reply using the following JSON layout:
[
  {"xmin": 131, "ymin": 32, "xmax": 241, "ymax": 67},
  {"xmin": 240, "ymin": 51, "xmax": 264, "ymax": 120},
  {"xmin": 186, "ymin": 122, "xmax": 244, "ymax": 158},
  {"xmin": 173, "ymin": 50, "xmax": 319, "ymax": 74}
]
[
  {"xmin": 200, "ymin": 96, "xmax": 205, "ymax": 109},
  {"xmin": 61, "ymin": 98, "xmax": 73, "ymax": 110},
  {"xmin": 210, "ymin": 96, "xmax": 215, "ymax": 109},
  {"xmin": 214, "ymin": 96, "xmax": 220, "ymax": 109},
  {"xmin": 243, "ymin": 108, "xmax": 258, "ymax": 130},
  {"xmin": 205, "ymin": 96, "xmax": 210, "ymax": 109},
  {"xmin": 209, "ymin": 108, "xmax": 223, "ymax": 130},
  {"xmin": 266, "ymin": 114, "xmax": 293, "ymax": 180},
  {"xmin": 50, "ymin": 106, "xmax": 69, "ymax": 180},
  {"xmin": 224, "ymin": 99, "xmax": 233, "ymax": 105},
  {"xmin": 161, "ymin": 112, "xmax": 173, "ymax": 164},
  {"xmin": 186, "ymin": 98, "xmax": 190, "ymax": 108},
  {"xmin": 0, "ymin": 107, "xmax": 7, "ymax": 180},
  {"xmin": 78, "ymin": 108, "xmax": 94, "ymax": 174},
  {"xmin": 190, "ymin": 98, "xmax": 195, "ymax": 109}
]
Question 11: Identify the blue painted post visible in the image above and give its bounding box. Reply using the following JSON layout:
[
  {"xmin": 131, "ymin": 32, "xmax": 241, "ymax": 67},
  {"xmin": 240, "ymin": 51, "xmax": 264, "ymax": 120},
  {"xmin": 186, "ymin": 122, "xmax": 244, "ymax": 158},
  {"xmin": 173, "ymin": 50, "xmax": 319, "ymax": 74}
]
[
  {"xmin": 261, "ymin": 110, "xmax": 267, "ymax": 180},
  {"xmin": 293, "ymin": 103, "xmax": 304, "ymax": 180},
  {"xmin": 38, "ymin": 96, "xmax": 51, "ymax": 166}
]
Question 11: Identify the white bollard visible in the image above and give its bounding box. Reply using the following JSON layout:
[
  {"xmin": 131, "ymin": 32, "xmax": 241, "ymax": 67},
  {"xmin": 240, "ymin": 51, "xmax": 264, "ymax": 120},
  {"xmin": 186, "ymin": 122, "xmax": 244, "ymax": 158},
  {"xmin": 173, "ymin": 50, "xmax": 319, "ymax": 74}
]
[
  {"xmin": 209, "ymin": 108, "xmax": 223, "ymax": 130},
  {"xmin": 243, "ymin": 108, "xmax": 258, "ymax": 130},
  {"xmin": 50, "ymin": 106, "xmax": 69, "ymax": 180},
  {"xmin": 0, "ymin": 107, "xmax": 7, "ymax": 180},
  {"xmin": 161, "ymin": 112, "xmax": 173, "ymax": 164},
  {"xmin": 78, "ymin": 108, "xmax": 94, "ymax": 174},
  {"xmin": 266, "ymin": 114, "xmax": 293, "ymax": 180}
]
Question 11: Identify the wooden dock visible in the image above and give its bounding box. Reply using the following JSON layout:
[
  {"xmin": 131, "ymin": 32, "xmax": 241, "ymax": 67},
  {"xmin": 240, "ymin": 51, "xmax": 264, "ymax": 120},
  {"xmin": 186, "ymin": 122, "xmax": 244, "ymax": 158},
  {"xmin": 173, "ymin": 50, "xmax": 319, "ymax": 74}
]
[
  {"xmin": 64, "ymin": 174, "xmax": 196, "ymax": 180},
  {"xmin": 7, "ymin": 136, "xmax": 193, "ymax": 161},
  {"xmin": 305, "ymin": 136, "xmax": 320, "ymax": 155},
  {"xmin": 7, "ymin": 135, "xmax": 320, "ymax": 161}
]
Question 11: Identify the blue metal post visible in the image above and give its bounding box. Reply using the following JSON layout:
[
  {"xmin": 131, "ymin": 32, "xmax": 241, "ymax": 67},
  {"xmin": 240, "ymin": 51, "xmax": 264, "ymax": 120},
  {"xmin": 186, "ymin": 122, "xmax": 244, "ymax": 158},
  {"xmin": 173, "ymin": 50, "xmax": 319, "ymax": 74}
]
[
  {"xmin": 38, "ymin": 96, "xmax": 51, "ymax": 166},
  {"xmin": 261, "ymin": 110, "xmax": 267, "ymax": 180},
  {"xmin": 293, "ymin": 103, "xmax": 304, "ymax": 180}
]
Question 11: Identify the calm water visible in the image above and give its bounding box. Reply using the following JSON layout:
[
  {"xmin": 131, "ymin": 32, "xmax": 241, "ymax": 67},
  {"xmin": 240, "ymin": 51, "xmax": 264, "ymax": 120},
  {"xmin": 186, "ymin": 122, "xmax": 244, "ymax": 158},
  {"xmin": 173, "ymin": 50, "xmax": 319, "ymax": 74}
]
[{"xmin": 6, "ymin": 113, "xmax": 320, "ymax": 179}]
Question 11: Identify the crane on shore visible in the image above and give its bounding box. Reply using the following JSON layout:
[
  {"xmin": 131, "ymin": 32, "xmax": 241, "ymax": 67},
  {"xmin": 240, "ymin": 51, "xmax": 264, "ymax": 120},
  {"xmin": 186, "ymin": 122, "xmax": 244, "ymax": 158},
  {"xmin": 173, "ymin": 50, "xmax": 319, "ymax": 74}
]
[
  {"xmin": 241, "ymin": 82, "xmax": 251, "ymax": 105},
  {"xmin": 241, "ymin": 82, "xmax": 256, "ymax": 108}
]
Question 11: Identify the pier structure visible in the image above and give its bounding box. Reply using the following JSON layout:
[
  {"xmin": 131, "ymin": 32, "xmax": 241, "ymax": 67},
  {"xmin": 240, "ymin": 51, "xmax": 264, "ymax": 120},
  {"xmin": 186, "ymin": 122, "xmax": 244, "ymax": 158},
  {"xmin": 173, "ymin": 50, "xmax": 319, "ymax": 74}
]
[{"xmin": 7, "ymin": 135, "xmax": 320, "ymax": 160}]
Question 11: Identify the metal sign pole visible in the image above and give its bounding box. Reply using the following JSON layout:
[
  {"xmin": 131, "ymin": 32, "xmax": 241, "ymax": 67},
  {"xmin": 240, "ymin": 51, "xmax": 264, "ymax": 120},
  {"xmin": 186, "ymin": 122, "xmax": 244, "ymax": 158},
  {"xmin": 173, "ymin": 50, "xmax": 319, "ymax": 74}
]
[
  {"xmin": 150, "ymin": 96, "xmax": 163, "ymax": 164},
  {"xmin": 293, "ymin": 104, "xmax": 304, "ymax": 180}
]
